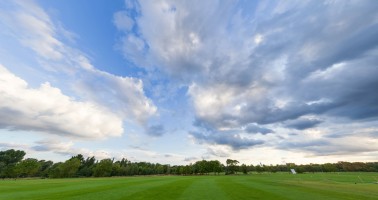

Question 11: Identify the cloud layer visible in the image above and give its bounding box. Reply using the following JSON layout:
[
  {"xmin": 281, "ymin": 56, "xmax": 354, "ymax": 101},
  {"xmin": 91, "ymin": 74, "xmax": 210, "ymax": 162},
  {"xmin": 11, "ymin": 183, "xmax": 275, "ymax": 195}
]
[
  {"xmin": 0, "ymin": 65, "xmax": 122, "ymax": 138},
  {"xmin": 115, "ymin": 0, "xmax": 378, "ymax": 152},
  {"xmin": 1, "ymin": 0, "xmax": 377, "ymax": 163},
  {"xmin": 0, "ymin": 1, "xmax": 156, "ymax": 138}
]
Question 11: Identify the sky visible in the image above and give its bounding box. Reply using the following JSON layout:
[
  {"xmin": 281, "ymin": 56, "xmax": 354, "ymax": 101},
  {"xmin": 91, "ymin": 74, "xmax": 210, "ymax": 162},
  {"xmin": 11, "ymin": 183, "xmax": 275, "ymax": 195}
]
[{"xmin": 0, "ymin": 0, "xmax": 377, "ymax": 165}]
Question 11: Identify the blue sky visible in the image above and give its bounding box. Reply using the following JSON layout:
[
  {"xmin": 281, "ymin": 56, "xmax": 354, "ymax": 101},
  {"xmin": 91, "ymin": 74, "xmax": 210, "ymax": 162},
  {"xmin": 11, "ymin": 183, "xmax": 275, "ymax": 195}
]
[{"xmin": 0, "ymin": 0, "xmax": 378, "ymax": 165}]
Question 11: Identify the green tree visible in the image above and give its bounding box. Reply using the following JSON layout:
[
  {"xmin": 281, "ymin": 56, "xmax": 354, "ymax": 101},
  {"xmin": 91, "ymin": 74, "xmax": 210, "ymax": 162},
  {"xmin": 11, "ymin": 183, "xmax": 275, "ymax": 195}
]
[
  {"xmin": 255, "ymin": 165, "xmax": 264, "ymax": 173},
  {"xmin": 226, "ymin": 159, "xmax": 239, "ymax": 175},
  {"xmin": 0, "ymin": 149, "xmax": 26, "ymax": 165},
  {"xmin": 50, "ymin": 158, "xmax": 81, "ymax": 178},
  {"xmin": 112, "ymin": 162, "xmax": 121, "ymax": 176},
  {"xmin": 77, "ymin": 156, "xmax": 96, "ymax": 177},
  {"xmin": 323, "ymin": 163, "xmax": 337, "ymax": 172},
  {"xmin": 37, "ymin": 160, "xmax": 53, "ymax": 178},
  {"xmin": 193, "ymin": 160, "xmax": 208, "ymax": 175},
  {"xmin": 94, "ymin": 159, "xmax": 113, "ymax": 177},
  {"xmin": 63, "ymin": 158, "xmax": 81, "ymax": 177},
  {"xmin": 17, "ymin": 158, "xmax": 41, "ymax": 177},
  {"xmin": 0, "ymin": 149, "xmax": 26, "ymax": 178},
  {"xmin": 209, "ymin": 160, "xmax": 223, "ymax": 175},
  {"xmin": 48, "ymin": 162, "xmax": 62, "ymax": 178},
  {"xmin": 183, "ymin": 164, "xmax": 192, "ymax": 175},
  {"xmin": 240, "ymin": 164, "xmax": 248, "ymax": 174},
  {"xmin": 71, "ymin": 154, "xmax": 84, "ymax": 163}
]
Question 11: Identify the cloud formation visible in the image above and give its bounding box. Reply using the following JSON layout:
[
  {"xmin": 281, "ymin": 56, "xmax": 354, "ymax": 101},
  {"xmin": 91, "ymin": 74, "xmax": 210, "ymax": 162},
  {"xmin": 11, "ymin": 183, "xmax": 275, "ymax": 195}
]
[
  {"xmin": 0, "ymin": 0, "xmax": 156, "ymax": 126},
  {"xmin": 34, "ymin": 140, "xmax": 113, "ymax": 160},
  {"xmin": 0, "ymin": 65, "xmax": 123, "ymax": 138},
  {"xmin": 146, "ymin": 124, "xmax": 165, "ymax": 137},
  {"xmin": 1, "ymin": 0, "xmax": 377, "ymax": 163},
  {"xmin": 245, "ymin": 124, "xmax": 274, "ymax": 134},
  {"xmin": 190, "ymin": 130, "xmax": 263, "ymax": 150},
  {"xmin": 115, "ymin": 0, "xmax": 378, "ymax": 153},
  {"xmin": 278, "ymin": 135, "xmax": 378, "ymax": 156},
  {"xmin": 74, "ymin": 69, "xmax": 156, "ymax": 124},
  {"xmin": 284, "ymin": 119, "xmax": 322, "ymax": 130}
]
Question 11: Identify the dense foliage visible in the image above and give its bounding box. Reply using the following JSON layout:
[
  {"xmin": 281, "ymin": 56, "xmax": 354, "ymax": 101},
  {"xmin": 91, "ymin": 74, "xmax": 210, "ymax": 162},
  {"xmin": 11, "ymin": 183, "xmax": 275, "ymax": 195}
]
[{"xmin": 0, "ymin": 149, "xmax": 377, "ymax": 179}]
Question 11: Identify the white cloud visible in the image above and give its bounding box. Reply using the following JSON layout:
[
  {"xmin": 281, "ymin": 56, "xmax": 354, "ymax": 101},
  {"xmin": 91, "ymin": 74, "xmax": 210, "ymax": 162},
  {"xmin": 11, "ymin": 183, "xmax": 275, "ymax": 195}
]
[
  {"xmin": 113, "ymin": 11, "xmax": 134, "ymax": 32},
  {"xmin": 0, "ymin": 64, "xmax": 123, "ymax": 138},
  {"xmin": 188, "ymin": 82, "xmax": 269, "ymax": 129},
  {"xmin": 1, "ymin": 0, "xmax": 377, "ymax": 164},
  {"xmin": 0, "ymin": 142, "xmax": 29, "ymax": 150},
  {"xmin": 0, "ymin": 1, "xmax": 157, "ymax": 126},
  {"xmin": 254, "ymin": 34, "xmax": 263, "ymax": 44},
  {"xmin": 205, "ymin": 145, "xmax": 232, "ymax": 158},
  {"xmin": 115, "ymin": 0, "xmax": 378, "ymax": 155},
  {"xmin": 75, "ymin": 69, "xmax": 157, "ymax": 124},
  {"xmin": 0, "ymin": 1, "xmax": 64, "ymax": 61},
  {"xmin": 278, "ymin": 132, "xmax": 378, "ymax": 156},
  {"xmin": 125, "ymin": 0, "xmax": 137, "ymax": 10},
  {"xmin": 33, "ymin": 139, "xmax": 75, "ymax": 154},
  {"xmin": 31, "ymin": 139, "xmax": 113, "ymax": 160}
]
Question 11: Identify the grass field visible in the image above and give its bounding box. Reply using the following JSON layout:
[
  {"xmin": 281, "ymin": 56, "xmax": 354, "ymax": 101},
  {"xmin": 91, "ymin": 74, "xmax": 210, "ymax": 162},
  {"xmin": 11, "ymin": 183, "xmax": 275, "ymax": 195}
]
[{"xmin": 0, "ymin": 172, "xmax": 377, "ymax": 199}]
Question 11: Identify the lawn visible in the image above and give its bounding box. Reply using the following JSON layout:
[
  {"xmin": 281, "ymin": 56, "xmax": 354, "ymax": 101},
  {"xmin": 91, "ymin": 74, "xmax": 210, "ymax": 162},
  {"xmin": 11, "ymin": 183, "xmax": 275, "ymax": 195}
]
[{"xmin": 0, "ymin": 172, "xmax": 377, "ymax": 200}]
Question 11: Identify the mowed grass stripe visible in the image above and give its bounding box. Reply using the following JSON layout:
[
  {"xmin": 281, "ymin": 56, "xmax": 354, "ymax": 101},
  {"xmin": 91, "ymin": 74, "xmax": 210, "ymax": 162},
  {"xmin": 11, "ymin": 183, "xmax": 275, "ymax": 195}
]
[
  {"xmin": 233, "ymin": 175, "xmax": 342, "ymax": 200},
  {"xmin": 0, "ymin": 177, "xmax": 179, "ymax": 200},
  {"xmin": 50, "ymin": 177, "xmax": 175, "ymax": 200},
  {"xmin": 179, "ymin": 176, "xmax": 228, "ymax": 200},
  {"xmin": 280, "ymin": 173, "xmax": 378, "ymax": 199},
  {"xmin": 229, "ymin": 174, "xmax": 378, "ymax": 200},
  {"xmin": 124, "ymin": 176, "xmax": 196, "ymax": 200},
  {"xmin": 238, "ymin": 176, "xmax": 351, "ymax": 200},
  {"xmin": 0, "ymin": 173, "xmax": 377, "ymax": 200},
  {"xmin": 216, "ymin": 176, "xmax": 289, "ymax": 200}
]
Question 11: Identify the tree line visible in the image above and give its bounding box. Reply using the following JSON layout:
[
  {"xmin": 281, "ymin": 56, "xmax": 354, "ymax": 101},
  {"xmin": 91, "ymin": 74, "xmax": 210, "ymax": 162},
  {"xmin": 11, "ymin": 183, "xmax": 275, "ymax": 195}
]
[{"xmin": 1, "ymin": 149, "xmax": 377, "ymax": 179}]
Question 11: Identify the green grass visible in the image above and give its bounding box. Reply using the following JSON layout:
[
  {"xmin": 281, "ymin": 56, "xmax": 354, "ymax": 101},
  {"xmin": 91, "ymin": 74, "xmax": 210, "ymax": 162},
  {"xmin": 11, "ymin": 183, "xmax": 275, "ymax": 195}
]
[{"xmin": 0, "ymin": 173, "xmax": 377, "ymax": 199}]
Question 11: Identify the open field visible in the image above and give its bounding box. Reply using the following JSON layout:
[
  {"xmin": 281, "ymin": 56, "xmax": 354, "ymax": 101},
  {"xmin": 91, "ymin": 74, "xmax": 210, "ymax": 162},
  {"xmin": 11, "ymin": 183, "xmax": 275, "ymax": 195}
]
[{"xmin": 0, "ymin": 172, "xmax": 377, "ymax": 200}]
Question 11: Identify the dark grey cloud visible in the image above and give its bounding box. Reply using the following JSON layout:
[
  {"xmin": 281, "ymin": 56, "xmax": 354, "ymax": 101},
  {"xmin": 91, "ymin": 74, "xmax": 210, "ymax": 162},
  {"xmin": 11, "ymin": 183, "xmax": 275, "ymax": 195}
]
[
  {"xmin": 245, "ymin": 124, "xmax": 274, "ymax": 134},
  {"xmin": 285, "ymin": 119, "xmax": 322, "ymax": 130},
  {"xmin": 278, "ymin": 138, "xmax": 378, "ymax": 156},
  {"xmin": 279, "ymin": 139, "xmax": 331, "ymax": 150},
  {"xmin": 277, "ymin": 139, "xmax": 340, "ymax": 155},
  {"xmin": 129, "ymin": 145, "xmax": 148, "ymax": 150},
  {"xmin": 205, "ymin": 147, "xmax": 231, "ymax": 158},
  {"xmin": 183, "ymin": 157, "xmax": 198, "ymax": 162},
  {"xmin": 28, "ymin": 140, "xmax": 78, "ymax": 157},
  {"xmin": 32, "ymin": 145, "xmax": 49, "ymax": 152},
  {"xmin": 192, "ymin": 118, "xmax": 215, "ymax": 131},
  {"xmin": 117, "ymin": 0, "xmax": 378, "ymax": 155},
  {"xmin": 146, "ymin": 124, "xmax": 165, "ymax": 137},
  {"xmin": 0, "ymin": 142, "xmax": 28, "ymax": 150},
  {"xmin": 192, "ymin": 99, "xmax": 335, "ymax": 132},
  {"xmin": 186, "ymin": 1, "xmax": 378, "ymax": 131},
  {"xmin": 190, "ymin": 130, "xmax": 264, "ymax": 150}
]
